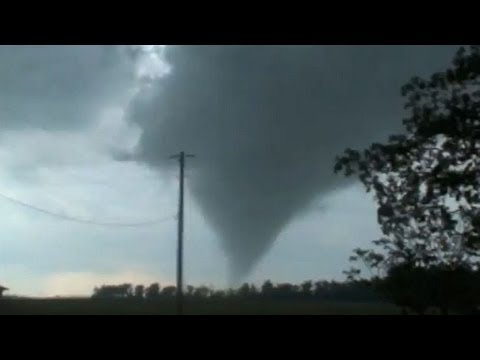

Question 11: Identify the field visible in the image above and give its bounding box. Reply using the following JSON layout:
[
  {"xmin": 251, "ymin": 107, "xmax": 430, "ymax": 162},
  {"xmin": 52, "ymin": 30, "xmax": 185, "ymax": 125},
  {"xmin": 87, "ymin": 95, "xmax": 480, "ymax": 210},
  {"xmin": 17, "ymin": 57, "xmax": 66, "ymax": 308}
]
[{"xmin": 0, "ymin": 298, "xmax": 399, "ymax": 315}]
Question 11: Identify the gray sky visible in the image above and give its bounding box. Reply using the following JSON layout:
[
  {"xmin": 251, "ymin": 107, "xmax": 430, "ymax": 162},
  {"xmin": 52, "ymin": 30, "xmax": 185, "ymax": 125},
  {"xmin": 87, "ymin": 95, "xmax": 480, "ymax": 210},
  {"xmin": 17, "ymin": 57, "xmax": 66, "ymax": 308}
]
[{"xmin": 0, "ymin": 45, "xmax": 458, "ymax": 296}]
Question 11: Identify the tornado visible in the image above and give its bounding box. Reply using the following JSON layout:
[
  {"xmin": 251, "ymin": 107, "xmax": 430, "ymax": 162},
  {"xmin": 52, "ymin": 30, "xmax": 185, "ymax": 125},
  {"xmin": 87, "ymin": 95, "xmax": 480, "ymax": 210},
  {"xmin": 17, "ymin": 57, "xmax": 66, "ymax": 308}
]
[{"xmin": 126, "ymin": 45, "xmax": 457, "ymax": 284}]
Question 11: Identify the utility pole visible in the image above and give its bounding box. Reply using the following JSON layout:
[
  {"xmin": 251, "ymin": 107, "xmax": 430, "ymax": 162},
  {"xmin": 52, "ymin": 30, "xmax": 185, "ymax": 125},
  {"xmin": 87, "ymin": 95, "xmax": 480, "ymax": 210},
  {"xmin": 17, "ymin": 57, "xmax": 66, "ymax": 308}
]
[{"xmin": 170, "ymin": 151, "xmax": 194, "ymax": 315}]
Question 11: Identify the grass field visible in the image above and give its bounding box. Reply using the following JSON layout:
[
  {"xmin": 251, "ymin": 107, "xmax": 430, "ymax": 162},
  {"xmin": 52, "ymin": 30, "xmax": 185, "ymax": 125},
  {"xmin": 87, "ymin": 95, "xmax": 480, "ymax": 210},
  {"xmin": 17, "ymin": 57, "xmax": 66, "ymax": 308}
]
[{"xmin": 0, "ymin": 298, "xmax": 399, "ymax": 315}]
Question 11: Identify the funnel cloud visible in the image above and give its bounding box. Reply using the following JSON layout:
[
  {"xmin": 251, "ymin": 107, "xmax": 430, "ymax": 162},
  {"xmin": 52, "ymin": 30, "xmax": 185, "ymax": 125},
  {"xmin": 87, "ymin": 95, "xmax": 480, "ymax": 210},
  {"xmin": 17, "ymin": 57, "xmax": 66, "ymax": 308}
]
[{"xmin": 127, "ymin": 45, "xmax": 457, "ymax": 284}]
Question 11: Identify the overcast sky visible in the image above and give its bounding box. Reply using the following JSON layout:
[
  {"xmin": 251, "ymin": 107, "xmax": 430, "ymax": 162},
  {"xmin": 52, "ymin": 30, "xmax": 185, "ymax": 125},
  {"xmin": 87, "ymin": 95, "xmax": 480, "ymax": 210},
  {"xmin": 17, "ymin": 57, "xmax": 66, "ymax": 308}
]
[{"xmin": 0, "ymin": 45, "xmax": 458, "ymax": 296}]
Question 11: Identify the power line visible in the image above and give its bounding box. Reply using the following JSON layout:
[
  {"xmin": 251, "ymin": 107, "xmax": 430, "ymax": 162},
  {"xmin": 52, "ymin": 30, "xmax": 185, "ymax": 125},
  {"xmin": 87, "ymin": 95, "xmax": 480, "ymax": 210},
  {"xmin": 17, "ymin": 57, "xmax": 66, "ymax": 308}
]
[{"xmin": 0, "ymin": 192, "xmax": 175, "ymax": 227}]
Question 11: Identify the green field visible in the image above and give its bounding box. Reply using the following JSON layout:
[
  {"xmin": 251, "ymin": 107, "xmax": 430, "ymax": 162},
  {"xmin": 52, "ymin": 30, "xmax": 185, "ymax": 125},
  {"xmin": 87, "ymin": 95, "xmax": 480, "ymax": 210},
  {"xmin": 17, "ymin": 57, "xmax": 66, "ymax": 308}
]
[{"xmin": 0, "ymin": 298, "xmax": 399, "ymax": 315}]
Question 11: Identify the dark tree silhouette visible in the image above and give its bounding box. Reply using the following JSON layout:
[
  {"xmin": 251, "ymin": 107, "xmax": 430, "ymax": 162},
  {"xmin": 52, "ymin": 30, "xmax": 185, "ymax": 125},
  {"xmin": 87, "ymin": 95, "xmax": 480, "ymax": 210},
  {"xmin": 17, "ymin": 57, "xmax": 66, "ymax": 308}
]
[
  {"xmin": 300, "ymin": 280, "xmax": 313, "ymax": 297},
  {"xmin": 428, "ymin": 266, "xmax": 478, "ymax": 314},
  {"xmin": 261, "ymin": 280, "xmax": 274, "ymax": 297},
  {"xmin": 0, "ymin": 285, "xmax": 8, "ymax": 298},
  {"xmin": 145, "ymin": 283, "xmax": 160, "ymax": 299},
  {"xmin": 211, "ymin": 289, "xmax": 226, "ymax": 299},
  {"xmin": 237, "ymin": 283, "xmax": 252, "ymax": 298},
  {"xmin": 91, "ymin": 279, "xmax": 381, "ymax": 305},
  {"xmin": 274, "ymin": 283, "xmax": 298, "ymax": 299},
  {"xmin": 92, "ymin": 284, "xmax": 133, "ymax": 299},
  {"xmin": 336, "ymin": 45, "xmax": 480, "ymax": 272},
  {"xmin": 161, "ymin": 286, "xmax": 177, "ymax": 297},
  {"xmin": 335, "ymin": 45, "xmax": 480, "ymax": 314},
  {"xmin": 376, "ymin": 263, "xmax": 433, "ymax": 315},
  {"xmin": 314, "ymin": 281, "xmax": 329, "ymax": 298},
  {"xmin": 193, "ymin": 285, "xmax": 210, "ymax": 298},
  {"xmin": 134, "ymin": 285, "xmax": 145, "ymax": 299}
]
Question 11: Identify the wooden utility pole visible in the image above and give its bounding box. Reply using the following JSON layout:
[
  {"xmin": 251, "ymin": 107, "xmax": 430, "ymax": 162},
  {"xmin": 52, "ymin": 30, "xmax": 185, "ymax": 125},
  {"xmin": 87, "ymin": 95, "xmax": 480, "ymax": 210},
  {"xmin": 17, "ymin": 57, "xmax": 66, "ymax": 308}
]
[{"xmin": 170, "ymin": 151, "xmax": 194, "ymax": 315}]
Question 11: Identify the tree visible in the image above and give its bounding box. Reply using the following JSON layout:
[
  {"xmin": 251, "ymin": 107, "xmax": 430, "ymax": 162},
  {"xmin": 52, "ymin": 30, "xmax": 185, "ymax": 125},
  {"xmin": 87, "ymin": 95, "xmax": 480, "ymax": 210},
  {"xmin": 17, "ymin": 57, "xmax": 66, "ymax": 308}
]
[
  {"xmin": 0, "ymin": 285, "xmax": 9, "ymax": 298},
  {"xmin": 92, "ymin": 284, "xmax": 133, "ymax": 299},
  {"xmin": 211, "ymin": 289, "xmax": 226, "ymax": 299},
  {"xmin": 193, "ymin": 285, "xmax": 211, "ymax": 298},
  {"xmin": 261, "ymin": 280, "xmax": 274, "ymax": 297},
  {"xmin": 145, "ymin": 283, "xmax": 160, "ymax": 299},
  {"xmin": 237, "ymin": 283, "xmax": 252, "ymax": 298},
  {"xmin": 274, "ymin": 283, "xmax": 297, "ymax": 299},
  {"xmin": 428, "ymin": 265, "xmax": 477, "ymax": 314},
  {"xmin": 134, "ymin": 285, "xmax": 145, "ymax": 299},
  {"xmin": 300, "ymin": 280, "xmax": 313, "ymax": 297},
  {"xmin": 377, "ymin": 263, "xmax": 433, "ymax": 315},
  {"xmin": 162, "ymin": 286, "xmax": 177, "ymax": 297},
  {"xmin": 313, "ymin": 281, "xmax": 329, "ymax": 299},
  {"xmin": 335, "ymin": 45, "xmax": 480, "ymax": 313}
]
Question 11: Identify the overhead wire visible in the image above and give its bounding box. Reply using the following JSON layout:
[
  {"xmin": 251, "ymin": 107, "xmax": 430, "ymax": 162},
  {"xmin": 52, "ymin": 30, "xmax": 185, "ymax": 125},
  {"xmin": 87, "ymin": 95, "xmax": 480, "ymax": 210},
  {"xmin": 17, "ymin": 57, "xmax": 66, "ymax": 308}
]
[{"xmin": 0, "ymin": 192, "xmax": 175, "ymax": 227}]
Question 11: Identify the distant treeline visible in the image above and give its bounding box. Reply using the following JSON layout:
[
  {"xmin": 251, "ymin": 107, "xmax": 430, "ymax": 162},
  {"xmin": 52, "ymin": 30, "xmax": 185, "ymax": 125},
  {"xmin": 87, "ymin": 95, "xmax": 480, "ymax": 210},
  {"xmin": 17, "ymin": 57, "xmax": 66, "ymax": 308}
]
[{"xmin": 92, "ymin": 280, "xmax": 381, "ymax": 303}]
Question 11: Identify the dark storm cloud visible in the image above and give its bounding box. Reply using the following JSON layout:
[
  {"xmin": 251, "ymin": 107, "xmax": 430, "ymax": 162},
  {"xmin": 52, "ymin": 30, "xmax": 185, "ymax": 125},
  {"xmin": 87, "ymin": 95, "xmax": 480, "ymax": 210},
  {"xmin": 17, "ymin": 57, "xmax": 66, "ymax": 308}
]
[
  {"xmin": 0, "ymin": 45, "xmax": 136, "ymax": 130},
  {"xmin": 127, "ymin": 46, "xmax": 459, "ymax": 283}
]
